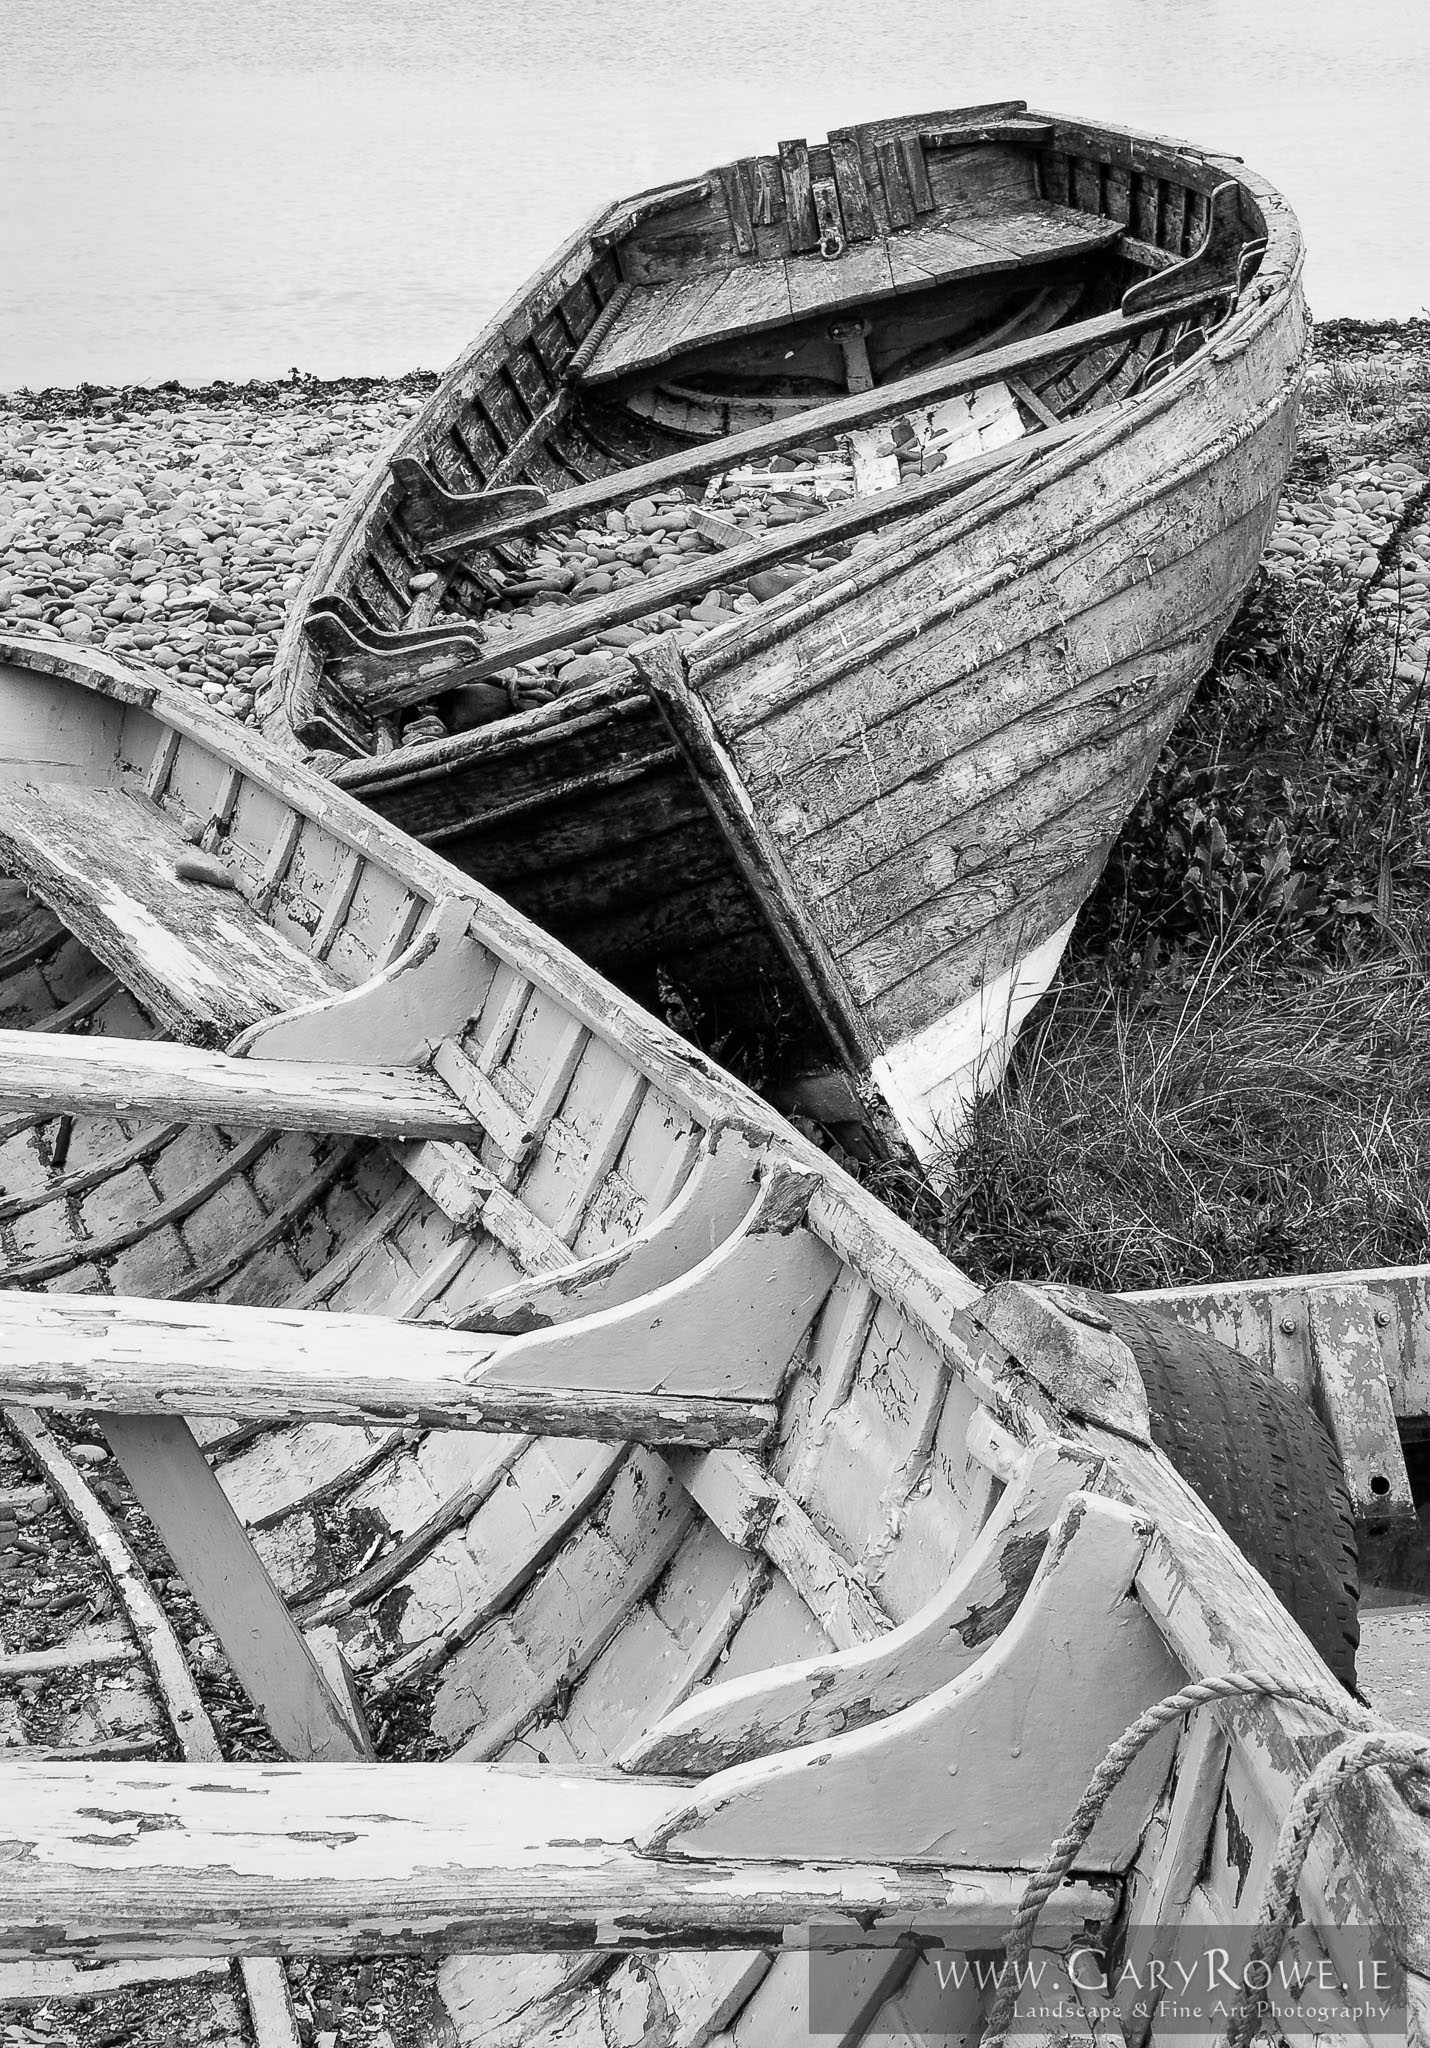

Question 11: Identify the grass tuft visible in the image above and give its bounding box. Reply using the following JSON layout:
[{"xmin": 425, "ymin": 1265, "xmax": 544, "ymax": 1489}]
[
  {"xmin": 921, "ymin": 508, "xmax": 1430, "ymax": 1292},
  {"xmin": 934, "ymin": 931, "xmax": 1430, "ymax": 1292}
]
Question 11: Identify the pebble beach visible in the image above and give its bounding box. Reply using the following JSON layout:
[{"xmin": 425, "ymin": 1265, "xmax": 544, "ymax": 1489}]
[
  {"xmin": 0, "ymin": 381, "xmax": 432, "ymax": 727},
  {"xmin": 3, "ymin": 329, "xmax": 1430, "ymax": 743}
]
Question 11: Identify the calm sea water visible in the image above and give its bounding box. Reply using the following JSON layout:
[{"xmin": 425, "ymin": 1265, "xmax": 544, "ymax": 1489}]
[{"xmin": 4, "ymin": 0, "xmax": 1427, "ymax": 390}]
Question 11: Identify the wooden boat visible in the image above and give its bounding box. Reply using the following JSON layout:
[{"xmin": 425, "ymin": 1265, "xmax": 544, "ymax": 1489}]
[
  {"xmin": 266, "ymin": 102, "xmax": 1306, "ymax": 1155},
  {"xmin": 3, "ymin": 637, "xmax": 1426, "ymax": 2048}
]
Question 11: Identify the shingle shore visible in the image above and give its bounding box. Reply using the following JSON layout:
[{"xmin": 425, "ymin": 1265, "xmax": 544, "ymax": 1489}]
[
  {"xmin": 3, "ymin": 339, "xmax": 1428, "ymax": 734},
  {"xmin": 0, "ymin": 380, "xmax": 433, "ymax": 725}
]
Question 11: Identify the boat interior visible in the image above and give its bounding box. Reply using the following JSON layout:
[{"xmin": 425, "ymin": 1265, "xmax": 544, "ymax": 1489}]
[
  {"xmin": 281, "ymin": 102, "xmax": 1275, "ymax": 763},
  {"xmin": 1, "ymin": 644, "xmax": 1426, "ymax": 2046}
]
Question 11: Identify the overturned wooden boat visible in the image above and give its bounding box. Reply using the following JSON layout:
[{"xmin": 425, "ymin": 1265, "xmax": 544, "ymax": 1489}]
[
  {"xmin": 267, "ymin": 102, "xmax": 1307, "ymax": 1154},
  {"xmin": 4, "ymin": 637, "xmax": 1427, "ymax": 2048}
]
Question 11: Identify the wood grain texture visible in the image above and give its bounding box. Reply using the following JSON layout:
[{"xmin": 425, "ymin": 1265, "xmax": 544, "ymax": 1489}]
[
  {"xmin": 0, "ymin": 1753, "xmax": 1115, "ymax": 1958},
  {"xmin": 0, "ymin": 1031, "xmax": 481, "ymax": 1141},
  {"xmin": 0, "ymin": 780, "xmax": 333, "ymax": 1045}
]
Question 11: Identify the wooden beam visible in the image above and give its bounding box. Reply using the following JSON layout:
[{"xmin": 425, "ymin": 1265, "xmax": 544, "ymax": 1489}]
[
  {"xmin": 338, "ymin": 412, "xmax": 1090, "ymax": 717},
  {"xmin": 635, "ymin": 638, "xmax": 877, "ymax": 1076},
  {"xmin": 102, "ymin": 1414, "xmax": 373, "ymax": 1764},
  {"xmin": 0, "ymin": 1754, "xmax": 1117, "ymax": 1959},
  {"xmin": 0, "ymin": 1292, "xmax": 778, "ymax": 1449},
  {"xmin": 413, "ymin": 293, "xmax": 1211, "ymax": 560},
  {"xmin": 0, "ymin": 1183, "xmax": 834, "ymax": 1442},
  {"xmin": 0, "ymin": 1031, "xmax": 480, "ymax": 1141}
]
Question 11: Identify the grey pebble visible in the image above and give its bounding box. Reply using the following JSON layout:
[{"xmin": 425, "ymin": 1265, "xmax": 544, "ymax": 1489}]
[{"xmin": 174, "ymin": 850, "xmax": 237, "ymax": 887}]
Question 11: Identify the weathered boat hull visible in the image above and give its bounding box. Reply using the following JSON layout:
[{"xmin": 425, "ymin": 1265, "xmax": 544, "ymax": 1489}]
[
  {"xmin": 661, "ymin": 257, "xmax": 1307, "ymax": 1148},
  {"xmin": 269, "ymin": 106, "xmax": 1306, "ymax": 1155},
  {"xmin": 6, "ymin": 641, "xmax": 1417, "ymax": 2048}
]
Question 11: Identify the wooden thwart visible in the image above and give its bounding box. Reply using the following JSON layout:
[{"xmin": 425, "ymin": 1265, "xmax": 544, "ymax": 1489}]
[
  {"xmin": 400, "ymin": 293, "xmax": 1210, "ymax": 562},
  {"xmin": 576, "ymin": 206, "xmax": 1123, "ymax": 386},
  {"xmin": 0, "ymin": 1754, "xmax": 1115, "ymax": 1959},
  {"xmin": 0, "ymin": 1031, "xmax": 482, "ymax": 1142},
  {"xmin": 0, "ymin": 1292, "xmax": 777, "ymax": 1448},
  {"xmin": 0, "ymin": 1179, "xmax": 835, "ymax": 1447}
]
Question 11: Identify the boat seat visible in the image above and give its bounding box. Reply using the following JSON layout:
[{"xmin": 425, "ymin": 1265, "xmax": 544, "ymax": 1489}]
[
  {"xmin": 0, "ymin": 1156, "xmax": 838, "ymax": 1445},
  {"xmin": 0, "ymin": 1753, "xmax": 1114, "ymax": 1960},
  {"xmin": 0, "ymin": 779, "xmax": 335, "ymax": 1046},
  {"xmin": 577, "ymin": 202, "xmax": 1126, "ymax": 386}
]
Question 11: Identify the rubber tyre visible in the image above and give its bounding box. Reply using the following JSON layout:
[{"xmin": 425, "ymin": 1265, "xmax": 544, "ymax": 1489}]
[{"xmin": 1091, "ymin": 1293, "xmax": 1360, "ymax": 1689}]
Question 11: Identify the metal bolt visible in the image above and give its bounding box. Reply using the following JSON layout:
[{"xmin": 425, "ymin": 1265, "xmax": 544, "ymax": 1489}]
[
  {"xmin": 1375, "ymin": 1308, "xmax": 1391, "ymax": 1328},
  {"xmin": 1279, "ymin": 1315, "xmax": 1297, "ymax": 1335}
]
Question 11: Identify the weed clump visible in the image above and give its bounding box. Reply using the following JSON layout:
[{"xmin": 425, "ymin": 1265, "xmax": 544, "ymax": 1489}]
[
  {"xmin": 1087, "ymin": 569, "xmax": 1429, "ymax": 968},
  {"xmin": 932, "ymin": 551, "xmax": 1430, "ymax": 1291},
  {"xmin": 937, "ymin": 936, "xmax": 1430, "ymax": 1291}
]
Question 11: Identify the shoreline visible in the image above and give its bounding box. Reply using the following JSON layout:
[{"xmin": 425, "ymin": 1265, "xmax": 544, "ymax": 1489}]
[
  {"xmin": 3, "ymin": 319, "xmax": 1429, "ymax": 736},
  {"xmin": 3, "ymin": 313, "xmax": 1427, "ymax": 407}
]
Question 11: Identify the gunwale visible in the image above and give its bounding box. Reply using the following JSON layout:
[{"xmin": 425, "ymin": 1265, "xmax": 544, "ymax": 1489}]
[{"xmin": 3, "ymin": 640, "xmax": 1425, "ymax": 2047}]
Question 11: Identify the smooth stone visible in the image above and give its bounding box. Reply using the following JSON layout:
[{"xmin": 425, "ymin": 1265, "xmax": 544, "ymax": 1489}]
[
  {"xmin": 554, "ymin": 651, "xmax": 617, "ymax": 691},
  {"xmin": 444, "ymin": 682, "xmax": 511, "ymax": 732},
  {"xmin": 749, "ymin": 566, "xmax": 809, "ymax": 603}
]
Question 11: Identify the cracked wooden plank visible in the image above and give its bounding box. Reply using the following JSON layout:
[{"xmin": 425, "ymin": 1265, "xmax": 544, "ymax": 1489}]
[
  {"xmin": 0, "ymin": 1754, "xmax": 1115, "ymax": 1958},
  {"xmin": 0, "ymin": 1031, "xmax": 481, "ymax": 1141}
]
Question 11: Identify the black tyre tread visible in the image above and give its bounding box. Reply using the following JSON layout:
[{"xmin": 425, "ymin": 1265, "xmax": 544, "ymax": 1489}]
[{"xmin": 1093, "ymin": 1293, "xmax": 1360, "ymax": 1688}]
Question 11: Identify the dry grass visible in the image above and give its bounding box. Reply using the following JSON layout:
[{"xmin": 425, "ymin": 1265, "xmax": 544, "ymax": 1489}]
[
  {"xmin": 930, "ymin": 929, "xmax": 1430, "ymax": 1292},
  {"xmin": 903, "ymin": 522, "xmax": 1430, "ymax": 1293}
]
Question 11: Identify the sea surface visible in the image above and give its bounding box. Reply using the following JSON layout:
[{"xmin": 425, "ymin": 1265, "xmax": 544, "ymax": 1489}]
[{"xmin": 3, "ymin": 0, "xmax": 1427, "ymax": 390}]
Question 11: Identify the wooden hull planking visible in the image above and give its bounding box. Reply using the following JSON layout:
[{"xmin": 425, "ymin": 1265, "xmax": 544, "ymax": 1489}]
[
  {"xmin": 669, "ymin": 277, "xmax": 1306, "ymax": 1147},
  {"xmin": 267, "ymin": 107, "xmax": 1306, "ymax": 1153},
  {"xmin": 5, "ymin": 647, "xmax": 1419, "ymax": 2033},
  {"xmin": 264, "ymin": 112, "xmax": 1302, "ymax": 1163}
]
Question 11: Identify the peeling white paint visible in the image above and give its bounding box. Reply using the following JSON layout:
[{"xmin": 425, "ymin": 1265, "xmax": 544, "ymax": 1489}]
[{"xmin": 869, "ymin": 916, "xmax": 1076, "ymax": 1157}]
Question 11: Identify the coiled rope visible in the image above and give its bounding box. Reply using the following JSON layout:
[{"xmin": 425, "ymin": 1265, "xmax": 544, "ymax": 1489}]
[{"xmin": 979, "ymin": 1668, "xmax": 1428, "ymax": 2048}]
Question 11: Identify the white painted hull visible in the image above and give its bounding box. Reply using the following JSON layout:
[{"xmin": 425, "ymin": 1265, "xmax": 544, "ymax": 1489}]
[{"xmin": 870, "ymin": 913, "xmax": 1076, "ymax": 1154}]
